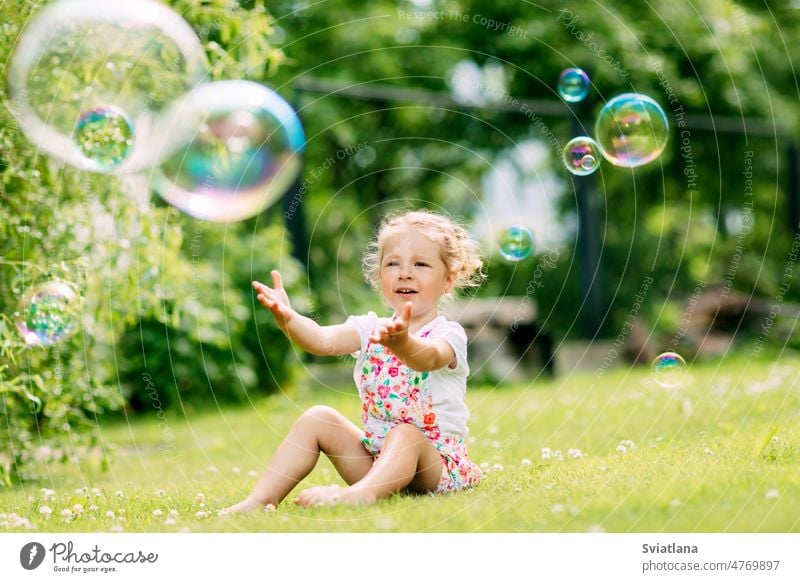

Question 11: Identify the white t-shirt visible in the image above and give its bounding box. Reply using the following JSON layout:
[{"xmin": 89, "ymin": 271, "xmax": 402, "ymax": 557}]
[{"xmin": 345, "ymin": 311, "xmax": 471, "ymax": 436}]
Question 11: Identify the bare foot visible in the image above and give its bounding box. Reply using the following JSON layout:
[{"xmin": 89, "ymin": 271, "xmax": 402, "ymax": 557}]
[
  {"xmin": 222, "ymin": 497, "xmax": 277, "ymax": 514},
  {"xmin": 295, "ymin": 485, "xmax": 342, "ymax": 508},
  {"xmin": 295, "ymin": 485, "xmax": 377, "ymax": 507}
]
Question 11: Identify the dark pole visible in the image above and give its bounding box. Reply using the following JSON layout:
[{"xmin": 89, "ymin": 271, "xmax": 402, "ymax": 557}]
[
  {"xmin": 282, "ymin": 88, "xmax": 310, "ymax": 274},
  {"xmin": 570, "ymin": 114, "xmax": 604, "ymax": 338},
  {"xmin": 788, "ymin": 141, "xmax": 800, "ymax": 235}
]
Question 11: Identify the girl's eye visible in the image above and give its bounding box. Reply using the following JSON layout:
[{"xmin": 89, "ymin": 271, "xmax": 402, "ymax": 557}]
[
  {"xmin": 386, "ymin": 261, "xmax": 399, "ymax": 267},
  {"xmin": 415, "ymin": 262, "xmax": 429, "ymax": 267}
]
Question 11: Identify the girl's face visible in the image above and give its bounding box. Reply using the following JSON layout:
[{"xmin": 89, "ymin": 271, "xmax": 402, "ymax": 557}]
[{"xmin": 380, "ymin": 229, "xmax": 455, "ymax": 325}]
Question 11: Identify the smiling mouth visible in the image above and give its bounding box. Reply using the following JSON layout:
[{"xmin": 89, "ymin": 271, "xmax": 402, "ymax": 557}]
[{"xmin": 395, "ymin": 289, "xmax": 418, "ymax": 295}]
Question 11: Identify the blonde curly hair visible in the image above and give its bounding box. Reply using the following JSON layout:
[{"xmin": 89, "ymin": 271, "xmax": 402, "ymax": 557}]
[{"xmin": 363, "ymin": 209, "xmax": 485, "ymax": 294}]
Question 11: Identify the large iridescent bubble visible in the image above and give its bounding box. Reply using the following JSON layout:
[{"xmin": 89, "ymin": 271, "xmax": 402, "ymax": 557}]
[
  {"xmin": 557, "ymin": 68, "xmax": 590, "ymax": 103},
  {"xmin": 152, "ymin": 81, "xmax": 306, "ymax": 222},
  {"xmin": 498, "ymin": 225, "xmax": 535, "ymax": 262},
  {"xmin": 594, "ymin": 93, "xmax": 669, "ymax": 168},
  {"xmin": 563, "ymin": 136, "xmax": 601, "ymax": 176},
  {"xmin": 7, "ymin": 0, "xmax": 207, "ymax": 173},
  {"xmin": 15, "ymin": 280, "xmax": 82, "ymax": 347}
]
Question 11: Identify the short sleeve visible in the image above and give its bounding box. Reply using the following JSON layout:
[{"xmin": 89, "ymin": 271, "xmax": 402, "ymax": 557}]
[
  {"xmin": 344, "ymin": 311, "xmax": 380, "ymax": 356},
  {"xmin": 426, "ymin": 319, "xmax": 469, "ymax": 375}
]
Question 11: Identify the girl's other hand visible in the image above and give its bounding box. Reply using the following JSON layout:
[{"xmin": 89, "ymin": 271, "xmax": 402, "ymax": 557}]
[
  {"xmin": 368, "ymin": 302, "xmax": 412, "ymax": 347},
  {"xmin": 253, "ymin": 270, "xmax": 293, "ymax": 330}
]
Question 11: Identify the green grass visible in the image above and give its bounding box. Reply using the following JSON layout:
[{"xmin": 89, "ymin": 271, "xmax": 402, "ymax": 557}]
[{"xmin": 2, "ymin": 355, "xmax": 799, "ymax": 532}]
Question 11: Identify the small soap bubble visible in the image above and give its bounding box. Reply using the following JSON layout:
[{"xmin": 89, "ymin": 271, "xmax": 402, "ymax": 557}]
[
  {"xmin": 563, "ymin": 136, "xmax": 601, "ymax": 176},
  {"xmin": 557, "ymin": 68, "xmax": 590, "ymax": 103},
  {"xmin": 73, "ymin": 106, "xmax": 134, "ymax": 170},
  {"xmin": 7, "ymin": 0, "xmax": 207, "ymax": 173},
  {"xmin": 595, "ymin": 93, "xmax": 669, "ymax": 168},
  {"xmin": 498, "ymin": 225, "xmax": 534, "ymax": 262},
  {"xmin": 153, "ymin": 80, "xmax": 306, "ymax": 222},
  {"xmin": 15, "ymin": 280, "xmax": 81, "ymax": 347},
  {"xmin": 652, "ymin": 352, "xmax": 687, "ymax": 388}
]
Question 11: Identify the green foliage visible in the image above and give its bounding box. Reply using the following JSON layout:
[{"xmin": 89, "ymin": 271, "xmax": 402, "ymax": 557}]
[
  {"xmin": 0, "ymin": 0, "xmax": 299, "ymax": 485},
  {"xmin": 263, "ymin": 0, "xmax": 800, "ymax": 343}
]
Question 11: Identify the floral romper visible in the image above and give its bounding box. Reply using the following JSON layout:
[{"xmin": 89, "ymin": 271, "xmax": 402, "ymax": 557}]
[{"xmin": 351, "ymin": 315, "xmax": 483, "ymax": 493}]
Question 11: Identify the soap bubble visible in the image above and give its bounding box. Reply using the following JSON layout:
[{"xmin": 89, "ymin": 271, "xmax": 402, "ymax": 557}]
[
  {"xmin": 7, "ymin": 0, "xmax": 207, "ymax": 173},
  {"xmin": 652, "ymin": 352, "xmax": 687, "ymax": 388},
  {"xmin": 15, "ymin": 280, "xmax": 82, "ymax": 347},
  {"xmin": 73, "ymin": 106, "xmax": 134, "ymax": 171},
  {"xmin": 152, "ymin": 80, "xmax": 306, "ymax": 222},
  {"xmin": 558, "ymin": 68, "xmax": 590, "ymax": 103},
  {"xmin": 563, "ymin": 136, "xmax": 601, "ymax": 176},
  {"xmin": 595, "ymin": 93, "xmax": 669, "ymax": 168},
  {"xmin": 498, "ymin": 225, "xmax": 534, "ymax": 262}
]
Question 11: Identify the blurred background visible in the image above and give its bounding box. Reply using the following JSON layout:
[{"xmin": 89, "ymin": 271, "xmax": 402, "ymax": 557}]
[{"xmin": 1, "ymin": 0, "xmax": 799, "ymax": 484}]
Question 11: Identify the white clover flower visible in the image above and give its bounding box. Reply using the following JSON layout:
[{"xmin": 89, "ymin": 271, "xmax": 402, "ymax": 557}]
[
  {"xmin": 248, "ymin": 470, "xmax": 258, "ymax": 477},
  {"xmin": 152, "ymin": 509, "xmax": 163, "ymax": 517},
  {"xmin": 553, "ymin": 450, "xmax": 564, "ymax": 461},
  {"xmin": 195, "ymin": 511, "xmax": 208, "ymax": 518},
  {"xmin": 164, "ymin": 517, "xmax": 177, "ymax": 526},
  {"xmin": 60, "ymin": 509, "xmax": 72, "ymax": 519},
  {"xmin": 492, "ymin": 463, "xmax": 504, "ymax": 471},
  {"xmin": 540, "ymin": 448, "xmax": 552, "ymax": 460},
  {"xmin": 620, "ymin": 439, "xmax": 636, "ymax": 449},
  {"xmin": 488, "ymin": 425, "xmax": 499, "ymax": 435},
  {"xmin": 114, "ymin": 490, "xmax": 124, "ymax": 498},
  {"xmin": 568, "ymin": 448, "xmax": 583, "ymax": 459},
  {"xmin": 88, "ymin": 505, "xmax": 98, "ymax": 512},
  {"xmin": 616, "ymin": 445, "xmax": 627, "ymax": 454},
  {"xmin": 765, "ymin": 489, "xmax": 779, "ymax": 499},
  {"xmin": 520, "ymin": 458, "xmax": 532, "ymax": 466},
  {"xmin": 168, "ymin": 509, "xmax": 179, "ymax": 517},
  {"xmin": 264, "ymin": 504, "xmax": 276, "ymax": 512},
  {"xmin": 232, "ymin": 467, "xmax": 241, "ymax": 474},
  {"xmin": 551, "ymin": 504, "xmax": 565, "ymax": 513},
  {"xmin": 92, "ymin": 488, "xmax": 102, "ymax": 497},
  {"xmin": 110, "ymin": 525, "xmax": 124, "ymax": 532},
  {"xmin": 195, "ymin": 493, "xmax": 205, "ymax": 503},
  {"xmin": 104, "ymin": 511, "xmax": 115, "ymax": 519},
  {"xmin": 41, "ymin": 488, "xmax": 56, "ymax": 501},
  {"xmin": 72, "ymin": 504, "xmax": 84, "ymax": 514},
  {"xmin": 704, "ymin": 447, "xmax": 715, "ymax": 455},
  {"xmin": 207, "ymin": 466, "xmax": 218, "ymax": 473},
  {"xmin": 479, "ymin": 461, "xmax": 490, "ymax": 469},
  {"xmin": 156, "ymin": 489, "xmax": 166, "ymax": 497},
  {"xmin": 39, "ymin": 506, "xmax": 53, "ymax": 518}
]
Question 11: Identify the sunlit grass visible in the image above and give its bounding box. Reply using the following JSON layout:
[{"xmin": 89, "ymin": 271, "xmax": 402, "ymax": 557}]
[{"xmin": 1, "ymin": 354, "xmax": 799, "ymax": 532}]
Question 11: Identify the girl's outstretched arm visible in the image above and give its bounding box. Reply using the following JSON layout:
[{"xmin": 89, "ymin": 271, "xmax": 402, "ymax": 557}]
[
  {"xmin": 253, "ymin": 270, "xmax": 359, "ymax": 356},
  {"xmin": 368, "ymin": 303, "xmax": 456, "ymax": 372}
]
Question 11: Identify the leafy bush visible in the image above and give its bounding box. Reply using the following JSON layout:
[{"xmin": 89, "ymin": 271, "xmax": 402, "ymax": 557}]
[{"xmin": 0, "ymin": 0, "xmax": 298, "ymax": 486}]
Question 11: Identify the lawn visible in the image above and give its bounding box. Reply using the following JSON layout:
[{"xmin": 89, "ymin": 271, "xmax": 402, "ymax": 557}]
[{"xmin": 1, "ymin": 354, "xmax": 799, "ymax": 533}]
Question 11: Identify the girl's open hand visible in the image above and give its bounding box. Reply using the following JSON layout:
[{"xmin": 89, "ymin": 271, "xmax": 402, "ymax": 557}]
[
  {"xmin": 368, "ymin": 302, "xmax": 412, "ymax": 349},
  {"xmin": 253, "ymin": 270, "xmax": 293, "ymax": 331}
]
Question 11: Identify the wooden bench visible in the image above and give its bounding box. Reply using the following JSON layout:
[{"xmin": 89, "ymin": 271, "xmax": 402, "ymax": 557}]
[{"xmin": 441, "ymin": 297, "xmax": 553, "ymax": 382}]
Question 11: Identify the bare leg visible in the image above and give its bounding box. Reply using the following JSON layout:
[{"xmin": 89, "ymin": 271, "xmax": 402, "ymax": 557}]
[
  {"xmin": 225, "ymin": 405, "xmax": 374, "ymax": 512},
  {"xmin": 295, "ymin": 423, "xmax": 442, "ymax": 507}
]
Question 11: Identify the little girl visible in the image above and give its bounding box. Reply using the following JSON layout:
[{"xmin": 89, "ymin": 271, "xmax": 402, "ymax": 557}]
[{"xmin": 226, "ymin": 209, "xmax": 484, "ymax": 510}]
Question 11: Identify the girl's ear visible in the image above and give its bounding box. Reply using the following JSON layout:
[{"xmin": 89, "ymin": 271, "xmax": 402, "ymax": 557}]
[{"xmin": 443, "ymin": 271, "xmax": 457, "ymax": 294}]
